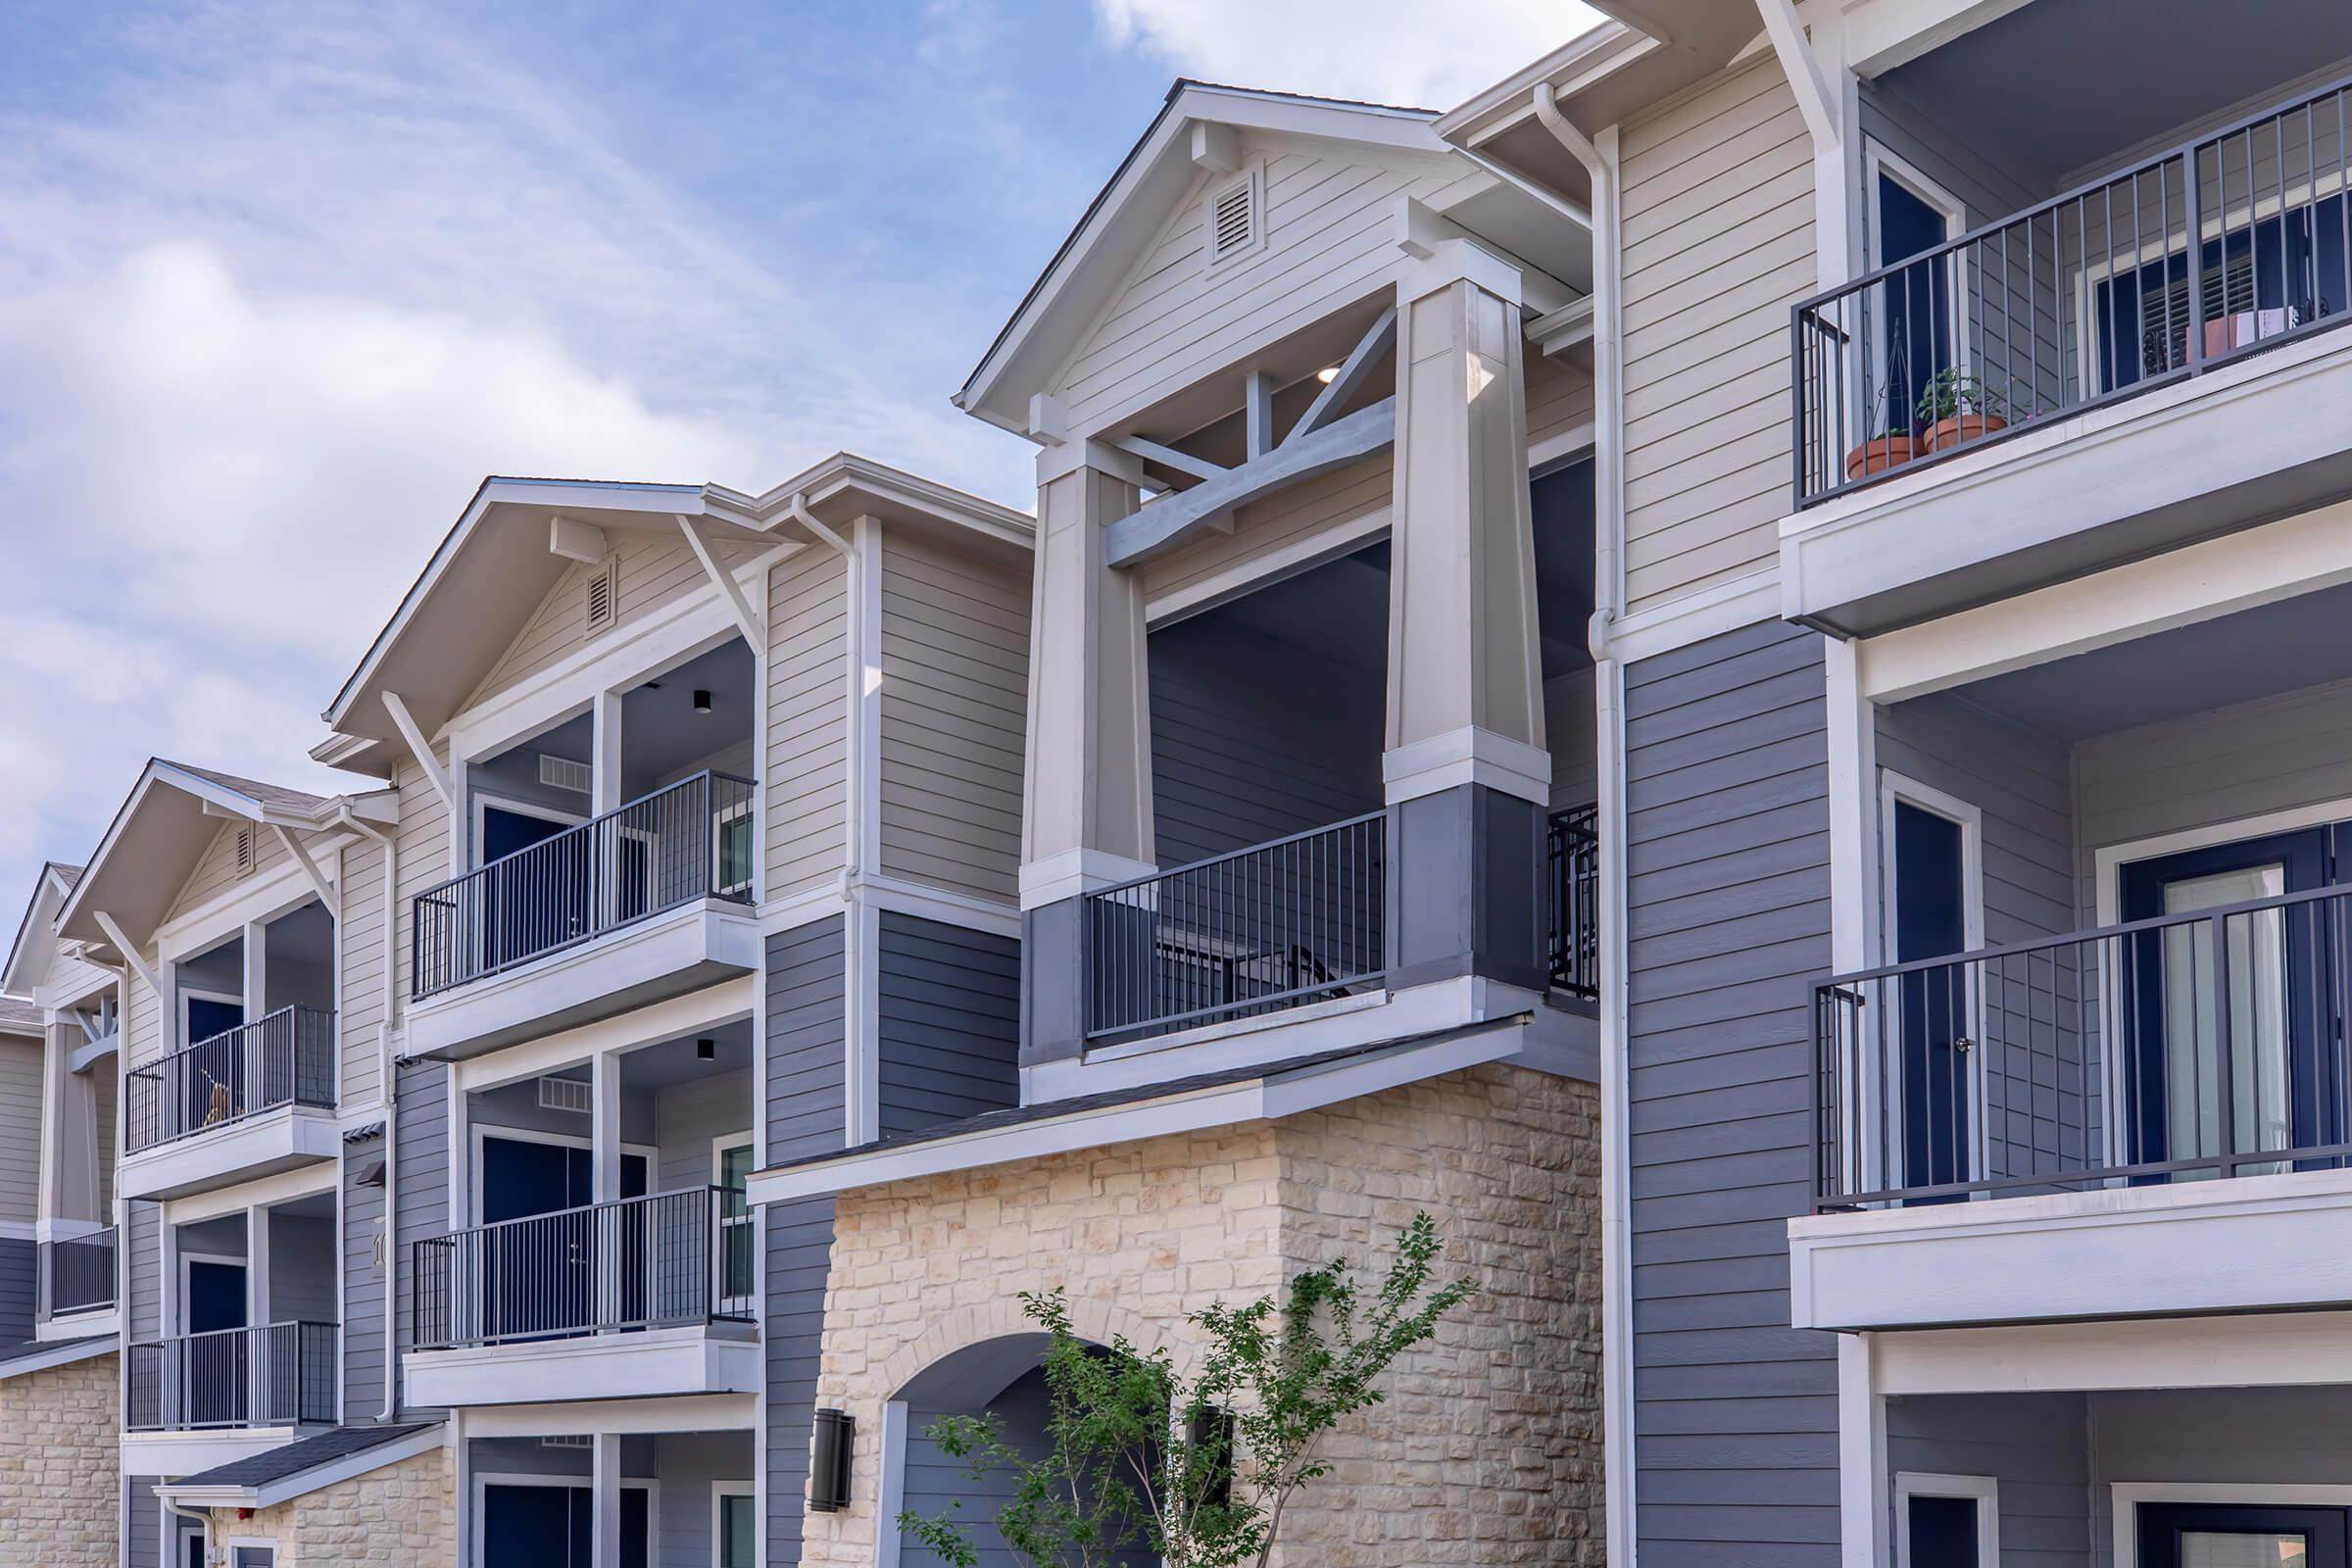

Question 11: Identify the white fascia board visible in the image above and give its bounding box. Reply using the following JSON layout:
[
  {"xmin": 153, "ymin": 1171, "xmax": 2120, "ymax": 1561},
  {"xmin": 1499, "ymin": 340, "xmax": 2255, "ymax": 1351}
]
[
  {"xmin": 0, "ymin": 1335, "xmax": 117, "ymax": 1381},
  {"xmin": 747, "ymin": 1017, "xmax": 1530, "ymax": 1204},
  {"xmin": 747, "ymin": 455, "xmax": 1035, "ymax": 550},
  {"xmin": 157, "ymin": 1425, "xmax": 450, "ymax": 1512}
]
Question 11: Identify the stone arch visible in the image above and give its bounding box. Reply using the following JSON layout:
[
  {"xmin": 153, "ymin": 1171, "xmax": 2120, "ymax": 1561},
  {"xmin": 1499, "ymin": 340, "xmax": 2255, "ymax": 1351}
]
[{"xmin": 874, "ymin": 1291, "xmax": 1182, "ymax": 1405}]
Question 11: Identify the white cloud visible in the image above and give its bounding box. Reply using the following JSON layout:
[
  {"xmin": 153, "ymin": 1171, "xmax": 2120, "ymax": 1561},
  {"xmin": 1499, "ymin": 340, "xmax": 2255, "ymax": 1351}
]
[{"xmin": 1091, "ymin": 0, "xmax": 1601, "ymax": 110}]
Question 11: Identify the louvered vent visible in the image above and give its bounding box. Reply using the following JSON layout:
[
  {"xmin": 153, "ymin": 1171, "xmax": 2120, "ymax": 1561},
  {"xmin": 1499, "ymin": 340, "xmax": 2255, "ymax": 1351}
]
[
  {"xmin": 537, "ymin": 1076, "xmax": 593, "ymax": 1114},
  {"xmin": 541, "ymin": 1436, "xmax": 593, "ymax": 1450},
  {"xmin": 538, "ymin": 755, "xmax": 593, "ymax": 795},
  {"xmin": 233, "ymin": 826, "xmax": 256, "ymax": 878},
  {"xmin": 583, "ymin": 557, "xmax": 618, "ymax": 637},
  {"xmin": 1206, "ymin": 172, "xmax": 1258, "ymax": 266}
]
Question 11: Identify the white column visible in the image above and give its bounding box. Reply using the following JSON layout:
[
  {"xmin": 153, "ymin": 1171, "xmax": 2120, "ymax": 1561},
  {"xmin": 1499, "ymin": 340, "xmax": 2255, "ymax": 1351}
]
[
  {"xmin": 1838, "ymin": 1331, "xmax": 1889, "ymax": 1568},
  {"xmin": 591, "ymin": 1432, "xmax": 623, "ymax": 1568},
  {"xmin": 242, "ymin": 917, "xmax": 270, "ymax": 1018},
  {"xmin": 590, "ymin": 1051, "xmax": 621, "ymax": 1203},
  {"xmin": 591, "ymin": 689, "xmax": 624, "ymax": 816},
  {"xmin": 247, "ymin": 1204, "xmax": 271, "ymax": 1322},
  {"xmin": 1383, "ymin": 248, "xmax": 1550, "ymax": 808},
  {"xmin": 37, "ymin": 1021, "xmax": 68, "ymax": 1227},
  {"xmin": 1019, "ymin": 439, "xmax": 1155, "ymax": 908}
]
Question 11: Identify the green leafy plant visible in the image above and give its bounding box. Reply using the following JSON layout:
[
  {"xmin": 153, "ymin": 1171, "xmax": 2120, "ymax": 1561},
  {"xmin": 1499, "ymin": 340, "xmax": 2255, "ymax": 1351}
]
[
  {"xmin": 898, "ymin": 1213, "xmax": 1479, "ymax": 1568},
  {"xmin": 1913, "ymin": 367, "xmax": 2016, "ymax": 427}
]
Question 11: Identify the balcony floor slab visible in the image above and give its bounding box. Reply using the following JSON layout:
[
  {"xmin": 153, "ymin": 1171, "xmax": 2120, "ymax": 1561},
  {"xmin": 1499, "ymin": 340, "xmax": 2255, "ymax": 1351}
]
[
  {"xmin": 119, "ymin": 1104, "xmax": 341, "ymax": 1202},
  {"xmin": 404, "ymin": 1323, "xmax": 760, "ymax": 1408}
]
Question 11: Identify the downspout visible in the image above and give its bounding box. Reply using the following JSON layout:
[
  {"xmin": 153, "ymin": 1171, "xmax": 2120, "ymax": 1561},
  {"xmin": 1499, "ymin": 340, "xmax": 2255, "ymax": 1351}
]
[
  {"xmin": 169, "ymin": 1502, "xmax": 217, "ymax": 1565},
  {"xmin": 336, "ymin": 805, "xmax": 402, "ymax": 1423},
  {"xmin": 1535, "ymin": 80, "xmax": 1637, "ymax": 1568}
]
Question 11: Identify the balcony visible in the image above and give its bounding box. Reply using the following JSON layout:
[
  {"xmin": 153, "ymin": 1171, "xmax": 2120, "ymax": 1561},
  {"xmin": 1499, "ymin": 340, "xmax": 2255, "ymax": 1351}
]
[
  {"xmin": 38, "ymin": 1228, "xmax": 116, "ymax": 1323},
  {"xmin": 1795, "ymin": 881, "xmax": 2352, "ymax": 1330},
  {"xmin": 404, "ymin": 770, "xmax": 760, "ymax": 1060},
  {"xmin": 405, "ymin": 1187, "xmax": 758, "ymax": 1407},
  {"xmin": 119, "ymin": 1005, "xmax": 338, "ymax": 1201},
  {"xmin": 125, "ymin": 1322, "xmax": 338, "ymax": 1433},
  {"xmin": 1783, "ymin": 72, "xmax": 2352, "ymax": 635}
]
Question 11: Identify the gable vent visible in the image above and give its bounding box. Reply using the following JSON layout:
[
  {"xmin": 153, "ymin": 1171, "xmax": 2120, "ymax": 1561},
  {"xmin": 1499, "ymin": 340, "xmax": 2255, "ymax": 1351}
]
[
  {"xmin": 233, "ymin": 827, "xmax": 256, "ymax": 878},
  {"xmin": 537, "ymin": 1076, "xmax": 593, "ymax": 1115},
  {"xmin": 583, "ymin": 556, "xmax": 619, "ymax": 637},
  {"xmin": 1205, "ymin": 172, "xmax": 1259, "ymax": 266},
  {"xmin": 538, "ymin": 755, "xmax": 593, "ymax": 796}
]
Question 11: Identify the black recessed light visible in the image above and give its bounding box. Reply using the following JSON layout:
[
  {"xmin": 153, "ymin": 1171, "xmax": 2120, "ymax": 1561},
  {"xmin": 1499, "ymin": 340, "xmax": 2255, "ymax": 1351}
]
[
  {"xmin": 692, "ymin": 689, "xmax": 712, "ymax": 713},
  {"xmin": 696, "ymin": 1037, "xmax": 716, "ymax": 1061}
]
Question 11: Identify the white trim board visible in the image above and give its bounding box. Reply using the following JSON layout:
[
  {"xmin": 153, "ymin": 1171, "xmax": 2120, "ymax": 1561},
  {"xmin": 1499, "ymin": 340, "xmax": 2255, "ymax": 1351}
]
[
  {"xmin": 1893, "ymin": 1471, "xmax": 1998, "ymax": 1568},
  {"xmin": 710, "ymin": 1479, "xmax": 755, "ymax": 1568},
  {"xmin": 470, "ymin": 1470, "xmax": 657, "ymax": 1567}
]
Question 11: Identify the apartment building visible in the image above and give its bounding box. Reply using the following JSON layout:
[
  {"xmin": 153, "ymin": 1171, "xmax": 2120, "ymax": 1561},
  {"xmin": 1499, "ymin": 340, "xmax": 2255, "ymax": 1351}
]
[
  {"xmin": 1442, "ymin": 2, "xmax": 2352, "ymax": 1565},
  {"xmin": 745, "ymin": 80, "xmax": 1609, "ymax": 1568}
]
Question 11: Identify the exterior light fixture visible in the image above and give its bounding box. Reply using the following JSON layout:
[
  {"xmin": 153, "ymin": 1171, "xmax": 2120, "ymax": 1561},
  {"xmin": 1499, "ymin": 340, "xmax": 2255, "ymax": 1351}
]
[
  {"xmin": 697, "ymin": 1037, "xmax": 716, "ymax": 1062},
  {"xmin": 693, "ymin": 689, "xmax": 713, "ymax": 713},
  {"xmin": 1315, "ymin": 365, "xmax": 1341, "ymax": 383},
  {"xmin": 810, "ymin": 1408, "xmax": 855, "ymax": 1512}
]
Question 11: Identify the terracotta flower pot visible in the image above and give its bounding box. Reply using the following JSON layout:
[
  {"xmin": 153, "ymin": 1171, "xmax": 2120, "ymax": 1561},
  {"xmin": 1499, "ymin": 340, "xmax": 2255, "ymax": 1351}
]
[
  {"xmin": 1843, "ymin": 434, "xmax": 1917, "ymax": 481},
  {"xmin": 1919, "ymin": 412, "xmax": 2006, "ymax": 453}
]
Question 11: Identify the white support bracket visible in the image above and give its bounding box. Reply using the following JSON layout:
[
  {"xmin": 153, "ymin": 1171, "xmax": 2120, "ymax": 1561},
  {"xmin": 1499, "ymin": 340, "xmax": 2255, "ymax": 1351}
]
[
  {"xmin": 272, "ymin": 824, "xmax": 338, "ymax": 915},
  {"xmin": 381, "ymin": 691, "xmax": 455, "ymax": 810},
  {"xmin": 676, "ymin": 514, "xmax": 766, "ymax": 646},
  {"xmin": 1753, "ymin": 0, "xmax": 1841, "ymax": 152},
  {"xmin": 1111, "ymin": 435, "xmax": 1229, "ymax": 484},
  {"xmin": 1285, "ymin": 305, "xmax": 1397, "ymax": 448},
  {"xmin": 92, "ymin": 910, "xmax": 162, "ymax": 1001}
]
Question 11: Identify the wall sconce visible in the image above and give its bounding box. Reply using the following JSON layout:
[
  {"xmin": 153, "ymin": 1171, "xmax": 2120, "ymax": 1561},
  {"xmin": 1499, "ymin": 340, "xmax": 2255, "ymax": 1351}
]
[
  {"xmin": 810, "ymin": 1407, "xmax": 855, "ymax": 1512},
  {"xmin": 692, "ymin": 688, "xmax": 713, "ymax": 713}
]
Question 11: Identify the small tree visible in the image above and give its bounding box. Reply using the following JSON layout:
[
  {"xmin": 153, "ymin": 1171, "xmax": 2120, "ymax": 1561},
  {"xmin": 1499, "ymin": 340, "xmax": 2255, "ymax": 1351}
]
[{"xmin": 900, "ymin": 1212, "xmax": 1478, "ymax": 1568}]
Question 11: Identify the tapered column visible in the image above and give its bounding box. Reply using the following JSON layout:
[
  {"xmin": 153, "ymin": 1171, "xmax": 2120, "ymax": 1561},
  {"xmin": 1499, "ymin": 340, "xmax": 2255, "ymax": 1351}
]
[
  {"xmin": 1021, "ymin": 438, "xmax": 1155, "ymax": 1066},
  {"xmin": 1384, "ymin": 247, "xmax": 1550, "ymax": 991}
]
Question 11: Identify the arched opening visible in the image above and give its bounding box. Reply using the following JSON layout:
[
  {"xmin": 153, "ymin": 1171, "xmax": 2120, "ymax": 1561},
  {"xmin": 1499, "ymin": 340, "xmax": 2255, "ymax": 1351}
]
[{"xmin": 881, "ymin": 1334, "xmax": 1157, "ymax": 1568}]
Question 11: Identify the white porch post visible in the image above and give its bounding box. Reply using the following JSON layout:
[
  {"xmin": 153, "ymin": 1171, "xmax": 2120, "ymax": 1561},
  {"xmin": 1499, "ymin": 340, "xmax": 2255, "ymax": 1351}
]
[
  {"xmin": 1839, "ymin": 1332, "xmax": 1889, "ymax": 1568},
  {"xmin": 242, "ymin": 917, "xmax": 270, "ymax": 1019},
  {"xmin": 1383, "ymin": 246, "xmax": 1549, "ymax": 808},
  {"xmin": 591, "ymin": 689, "xmax": 624, "ymax": 816},
  {"xmin": 590, "ymin": 1051, "xmax": 621, "ymax": 1204},
  {"xmin": 591, "ymin": 1432, "xmax": 623, "ymax": 1568},
  {"xmin": 1019, "ymin": 435, "xmax": 1156, "ymax": 909}
]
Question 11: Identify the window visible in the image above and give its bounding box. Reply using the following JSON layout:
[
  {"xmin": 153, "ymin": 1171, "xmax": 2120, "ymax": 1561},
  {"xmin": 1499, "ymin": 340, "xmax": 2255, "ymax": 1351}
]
[
  {"xmin": 715, "ymin": 1139, "xmax": 755, "ymax": 1305},
  {"xmin": 1879, "ymin": 774, "xmax": 1984, "ymax": 1197},
  {"xmin": 1865, "ymin": 145, "xmax": 1966, "ymax": 437},
  {"xmin": 229, "ymin": 1545, "xmax": 278, "ymax": 1568},
  {"xmin": 1895, "ymin": 1472, "xmax": 1998, "ymax": 1568},
  {"xmin": 713, "ymin": 797, "xmax": 755, "ymax": 899},
  {"xmin": 714, "ymin": 1486, "xmax": 756, "ymax": 1568}
]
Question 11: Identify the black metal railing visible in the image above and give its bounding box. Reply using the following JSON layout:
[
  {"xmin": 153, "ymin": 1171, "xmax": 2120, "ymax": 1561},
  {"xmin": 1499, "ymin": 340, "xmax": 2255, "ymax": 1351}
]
[
  {"xmin": 1815, "ymin": 882, "xmax": 2352, "ymax": 1209},
  {"xmin": 412, "ymin": 770, "xmax": 757, "ymax": 999},
  {"xmin": 1795, "ymin": 73, "xmax": 2352, "ymax": 507},
  {"xmin": 412, "ymin": 1186, "xmax": 755, "ymax": 1350},
  {"xmin": 1084, "ymin": 812, "xmax": 1388, "ymax": 1047},
  {"xmin": 125, "ymin": 1005, "xmax": 336, "ymax": 1153},
  {"xmin": 1547, "ymin": 806, "xmax": 1601, "ymax": 1001},
  {"xmin": 125, "ymin": 1322, "xmax": 338, "ymax": 1430},
  {"xmin": 39, "ymin": 1228, "xmax": 116, "ymax": 1318}
]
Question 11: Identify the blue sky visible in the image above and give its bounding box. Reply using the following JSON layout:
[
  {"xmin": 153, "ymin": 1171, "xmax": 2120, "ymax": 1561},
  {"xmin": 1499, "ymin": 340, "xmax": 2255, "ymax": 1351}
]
[{"xmin": 0, "ymin": 0, "xmax": 1591, "ymax": 924}]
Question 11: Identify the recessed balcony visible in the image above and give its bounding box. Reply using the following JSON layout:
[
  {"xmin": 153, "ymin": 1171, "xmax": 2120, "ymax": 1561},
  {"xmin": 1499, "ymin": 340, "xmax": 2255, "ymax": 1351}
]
[
  {"xmin": 1784, "ymin": 69, "xmax": 2352, "ymax": 635},
  {"xmin": 403, "ymin": 770, "xmax": 760, "ymax": 1060},
  {"xmin": 118, "ymin": 1005, "xmax": 339, "ymax": 1201},
  {"xmin": 37, "ymin": 1227, "xmax": 117, "ymax": 1326},
  {"xmin": 404, "ymin": 1186, "xmax": 758, "ymax": 1407}
]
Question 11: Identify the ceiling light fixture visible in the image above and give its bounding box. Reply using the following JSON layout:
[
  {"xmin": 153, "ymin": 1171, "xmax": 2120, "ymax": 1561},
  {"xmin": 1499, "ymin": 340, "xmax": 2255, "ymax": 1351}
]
[
  {"xmin": 692, "ymin": 689, "xmax": 712, "ymax": 713},
  {"xmin": 697, "ymin": 1037, "xmax": 716, "ymax": 1061},
  {"xmin": 1315, "ymin": 365, "xmax": 1341, "ymax": 384}
]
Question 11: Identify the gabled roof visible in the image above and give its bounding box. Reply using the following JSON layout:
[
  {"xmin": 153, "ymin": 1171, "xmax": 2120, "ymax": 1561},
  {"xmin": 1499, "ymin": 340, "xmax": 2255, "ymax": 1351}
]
[
  {"xmin": 318, "ymin": 454, "xmax": 1034, "ymax": 775},
  {"xmin": 954, "ymin": 80, "xmax": 1461, "ymax": 437},
  {"xmin": 158, "ymin": 1422, "xmax": 445, "ymax": 1510},
  {"xmin": 2, "ymin": 860, "xmax": 84, "ymax": 998},
  {"xmin": 54, "ymin": 759, "xmax": 391, "ymax": 958},
  {"xmin": 0, "ymin": 1335, "xmax": 115, "ymax": 1381}
]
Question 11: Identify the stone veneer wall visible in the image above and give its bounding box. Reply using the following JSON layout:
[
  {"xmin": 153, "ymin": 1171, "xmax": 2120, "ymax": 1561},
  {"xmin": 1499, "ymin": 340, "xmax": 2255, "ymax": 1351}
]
[
  {"xmin": 803, "ymin": 1062, "xmax": 1602, "ymax": 1568},
  {"xmin": 0, "ymin": 1351, "xmax": 121, "ymax": 1565},
  {"xmin": 206, "ymin": 1446, "xmax": 455, "ymax": 1566}
]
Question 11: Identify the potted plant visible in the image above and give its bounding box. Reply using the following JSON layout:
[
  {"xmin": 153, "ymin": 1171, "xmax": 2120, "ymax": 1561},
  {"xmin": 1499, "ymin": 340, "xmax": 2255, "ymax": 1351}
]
[
  {"xmin": 1842, "ymin": 348, "xmax": 1917, "ymax": 481},
  {"xmin": 1913, "ymin": 368, "xmax": 2012, "ymax": 454}
]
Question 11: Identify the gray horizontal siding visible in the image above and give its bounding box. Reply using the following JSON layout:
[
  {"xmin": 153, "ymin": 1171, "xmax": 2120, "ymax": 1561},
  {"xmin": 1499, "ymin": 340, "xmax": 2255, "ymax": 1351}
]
[
  {"xmin": 343, "ymin": 1134, "xmax": 387, "ymax": 1423},
  {"xmin": 766, "ymin": 916, "xmax": 847, "ymax": 1565},
  {"xmin": 127, "ymin": 1475, "xmax": 160, "ymax": 1567},
  {"xmin": 393, "ymin": 1058, "xmax": 451, "ymax": 1419},
  {"xmin": 125, "ymin": 1200, "xmax": 162, "ymax": 1341},
  {"xmin": 1888, "ymin": 1393, "xmax": 2088, "ymax": 1568},
  {"xmin": 877, "ymin": 912, "xmax": 1019, "ymax": 1138},
  {"xmin": 1626, "ymin": 619, "xmax": 1839, "ymax": 1568},
  {"xmin": 0, "ymin": 1237, "xmax": 32, "ymax": 1345}
]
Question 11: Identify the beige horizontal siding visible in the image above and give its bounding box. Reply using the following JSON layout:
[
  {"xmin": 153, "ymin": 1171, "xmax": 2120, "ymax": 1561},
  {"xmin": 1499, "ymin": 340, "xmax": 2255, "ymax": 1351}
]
[
  {"xmin": 1618, "ymin": 56, "xmax": 1817, "ymax": 615},
  {"xmin": 1141, "ymin": 452, "xmax": 1394, "ymax": 609},
  {"xmin": 392, "ymin": 753, "xmax": 455, "ymax": 1008},
  {"xmin": 1527, "ymin": 352, "xmax": 1595, "ymax": 449},
  {"xmin": 0, "ymin": 1039, "xmax": 40, "ymax": 1223},
  {"xmin": 338, "ymin": 832, "xmax": 387, "ymax": 1109},
  {"xmin": 470, "ymin": 532, "xmax": 740, "ymax": 710},
  {"xmin": 172, "ymin": 816, "xmax": 289, "ymax": 917},
  {"xmin": 1057, "ymin": 141, "xmax": 1483, "ymax": 433},
  {"xmin": 875, "ymin": 532, "xmax": 1029, "ymax": 904},
  {"xmin": 767, "ymin": 547, "xmax": 850, "ymax": 897}
]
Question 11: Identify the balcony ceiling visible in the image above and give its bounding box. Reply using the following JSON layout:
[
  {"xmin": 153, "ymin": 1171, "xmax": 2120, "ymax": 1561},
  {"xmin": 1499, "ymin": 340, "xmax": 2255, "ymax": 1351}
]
[
  {"xmin": 1951, "ymin": 576, "xmax": 2352, "ymax": 741},
  {"xmin": 1882, "ymin": 0, "xmax": 2352, "ymax": 193}
]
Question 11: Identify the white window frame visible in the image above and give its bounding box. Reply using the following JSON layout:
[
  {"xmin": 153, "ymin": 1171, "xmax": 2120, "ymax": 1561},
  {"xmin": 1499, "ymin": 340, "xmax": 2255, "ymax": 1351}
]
[
  {"xmin": 178, "ymin": 984, "xmax": 246, "ymax": 1051},
  {"xmin": 712, "ymin": 1133, "xmax": 758, "ymax": 1320},
  {"xmin": 466, "ymin": 1124, "xmax": 659, "ymax": 1227},
  {"xmin": 470, "ymin": 1471, "xmax": 658, "ymax": 1565},
  {"xmin": 710, "ymin": 1479, "xmax": 757, "ymax": 1568},
  {"xmin": 470, "ymin": 793, "xmax": 587, "ymax": 872},
  {"xmin": 711, "ymin": 795, "xmax": 756, "ymax": 901},
  {"xmin": 1863, "ymin": 141, "xmax": 1970, "ymax": 434},
  {"xmin": 2090, "ymin": 794, "xmax": 2352, "ymax": 1166},
  {"xmin": 225, "ymin": 1539, "xmax": 278, "ymax": 1567},
  {"xmin": 178, "ymin": 1249, "xmax": 251, "ymax": 1336},
  {"xmin": 2110, "ymin": 1482, "xmax": 2352, "ymax": 1568},
  {"xmin": 1873, "ymin": 771, "xmax": 1987, "ymax": 1196},
  {"xmin": 1894, "ymin": 1471, "xmax": 1998, "ymax": 1568}
]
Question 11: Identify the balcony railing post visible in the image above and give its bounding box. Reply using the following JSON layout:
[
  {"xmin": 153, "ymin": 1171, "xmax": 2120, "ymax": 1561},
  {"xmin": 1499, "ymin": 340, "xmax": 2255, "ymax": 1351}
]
[{"xmin": 2211, "ymin": 910, "xmax": 2236, "ymax": 1179}]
